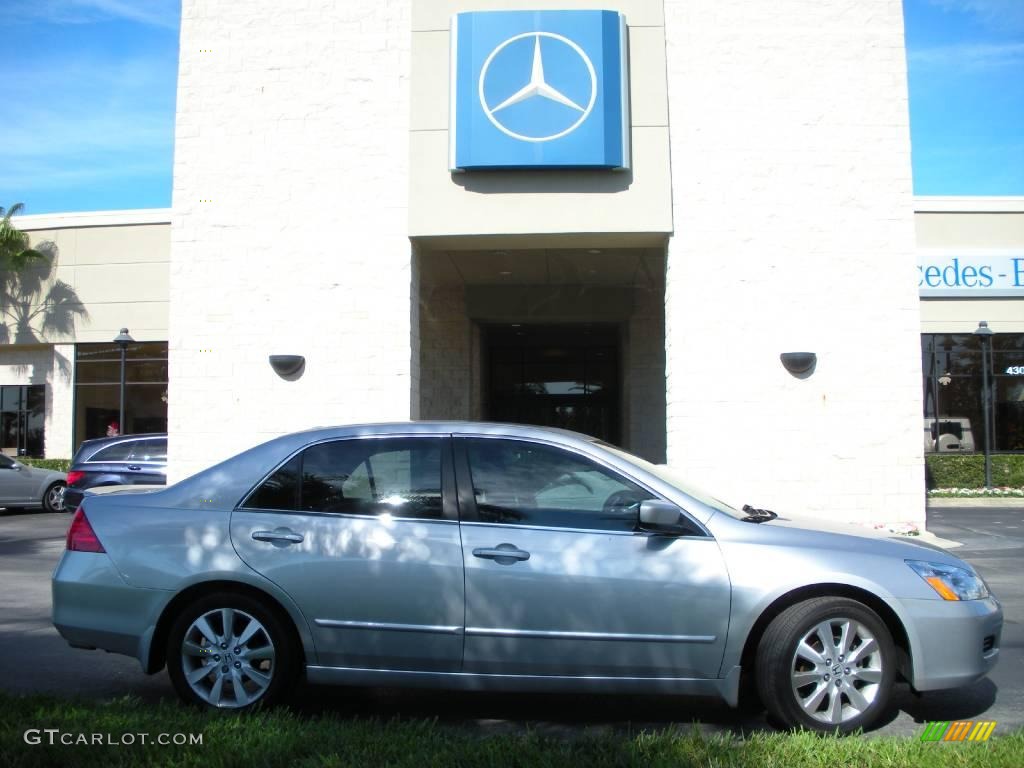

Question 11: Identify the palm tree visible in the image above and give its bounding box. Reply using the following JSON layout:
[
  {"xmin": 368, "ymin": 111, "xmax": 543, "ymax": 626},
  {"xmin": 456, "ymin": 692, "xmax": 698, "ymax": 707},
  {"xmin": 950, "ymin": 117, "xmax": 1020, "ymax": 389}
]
[
  {"xmin": 0, "ymin": 203, "xmax": 46, "ymax": 273},
  {"xmin": 0, "ymin": 203, "xmax": 88, "ymax": 345}
]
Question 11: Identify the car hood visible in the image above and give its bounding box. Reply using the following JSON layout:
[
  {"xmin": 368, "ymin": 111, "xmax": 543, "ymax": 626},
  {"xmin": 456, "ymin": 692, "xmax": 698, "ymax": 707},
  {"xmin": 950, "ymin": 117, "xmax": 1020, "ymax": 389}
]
[{"xmin": 713, "ymin": 511, "xmax": 967, "ymax": 567}]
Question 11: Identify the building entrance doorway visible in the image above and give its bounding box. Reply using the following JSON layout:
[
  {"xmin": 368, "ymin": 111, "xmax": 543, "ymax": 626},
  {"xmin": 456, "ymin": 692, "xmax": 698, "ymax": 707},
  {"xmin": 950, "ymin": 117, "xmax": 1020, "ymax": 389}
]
[{"xmin": 484, "ymin": 324, "xmax": 620, "ymax": 444}]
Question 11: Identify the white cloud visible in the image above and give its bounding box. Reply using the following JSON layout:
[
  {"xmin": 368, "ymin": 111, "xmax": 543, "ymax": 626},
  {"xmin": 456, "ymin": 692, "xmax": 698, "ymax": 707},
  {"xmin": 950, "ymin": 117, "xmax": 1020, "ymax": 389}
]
[
  {"xmin": 0, "ymin": 0, "xmax": 180, "ymax": 30},
  {"xmin": 908, "ymin": 41, "xmax": 1024, "ymax": 69},
  {"xmin": 927, "ymin": 0, "xmax": 1024, "ymax": 34}
]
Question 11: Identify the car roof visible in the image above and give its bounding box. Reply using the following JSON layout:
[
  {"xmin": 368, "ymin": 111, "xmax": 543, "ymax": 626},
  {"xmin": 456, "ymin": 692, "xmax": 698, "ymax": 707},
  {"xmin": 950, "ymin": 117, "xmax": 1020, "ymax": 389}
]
[
  {"xmin": 299, "ymin": 421, "xmax": 599, "ymax": 444},
  {"xmin": 73, "ymin": 433, "xmax": 168, "ymax": 463}
]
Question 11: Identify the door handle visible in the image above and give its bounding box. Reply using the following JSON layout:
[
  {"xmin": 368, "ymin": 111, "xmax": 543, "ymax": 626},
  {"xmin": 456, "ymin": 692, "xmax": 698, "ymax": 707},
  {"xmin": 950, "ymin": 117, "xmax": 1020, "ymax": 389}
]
[
  {"xmin": 127, "ymin": 465, "xmax": 142, "ymax": 471},
  {"xmin": 252, "ymin": 529, "xmax": 304, "ymax": 544},
  {"xmin": 473, "ymin": 545, "xmax": 530, "ymax": 563}
]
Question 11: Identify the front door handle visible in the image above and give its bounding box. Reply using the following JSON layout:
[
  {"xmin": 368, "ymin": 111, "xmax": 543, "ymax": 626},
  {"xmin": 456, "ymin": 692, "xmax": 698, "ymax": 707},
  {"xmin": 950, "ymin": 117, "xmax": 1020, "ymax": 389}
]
[
  {"xmin": 127, "ymin": 465, "xmax": 142, "ymax": 471},
  {"xmin": 473, "ymin": 544, "xmax": 530, "ymax": 564},
  {"xmin": 252, "ymin": 529, "xmax": 304, "ymax": 545}
]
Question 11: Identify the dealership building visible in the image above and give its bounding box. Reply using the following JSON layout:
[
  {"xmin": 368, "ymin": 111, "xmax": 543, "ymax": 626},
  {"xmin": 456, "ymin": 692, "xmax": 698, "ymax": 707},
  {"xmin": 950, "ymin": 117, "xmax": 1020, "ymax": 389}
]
[{"xmin": 3, "ymin": 0, "xmax": 1023, "ymax": 526}]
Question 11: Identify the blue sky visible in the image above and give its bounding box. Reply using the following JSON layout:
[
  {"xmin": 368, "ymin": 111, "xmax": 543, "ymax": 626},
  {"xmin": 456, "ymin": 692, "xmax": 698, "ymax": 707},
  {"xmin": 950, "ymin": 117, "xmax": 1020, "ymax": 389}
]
[{"xmin": 0, "ymin": 0, "xmax": 1021, "ymax": 215}]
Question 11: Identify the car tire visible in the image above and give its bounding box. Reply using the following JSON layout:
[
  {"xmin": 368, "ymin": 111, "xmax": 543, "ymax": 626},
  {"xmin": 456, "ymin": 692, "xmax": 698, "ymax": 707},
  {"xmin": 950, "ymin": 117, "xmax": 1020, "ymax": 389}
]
[
  {"xmin": 43, "ymin": 482, "xmax": 66, "ymax": 513},
  {"xmin": 167, "ymin": 592, "xmax": 297, "ymax": 711},
  {"xmin": 755, "ymin": 597, "xmax": 896, "ymax": 733}
]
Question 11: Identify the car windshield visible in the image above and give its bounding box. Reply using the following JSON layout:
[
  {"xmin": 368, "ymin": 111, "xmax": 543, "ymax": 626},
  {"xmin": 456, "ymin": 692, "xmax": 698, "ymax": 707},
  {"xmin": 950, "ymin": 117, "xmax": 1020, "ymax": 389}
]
[{"xmin": 596, "ymin": 441, "xmax": 747, "ymax": 519}]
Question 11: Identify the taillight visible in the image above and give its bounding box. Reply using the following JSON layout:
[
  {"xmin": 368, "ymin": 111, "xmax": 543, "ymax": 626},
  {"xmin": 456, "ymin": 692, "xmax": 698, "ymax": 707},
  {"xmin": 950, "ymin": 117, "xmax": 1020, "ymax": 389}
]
[
  {"xmin": 66, "ymin": 508, "xmax": 105, "ymax": 553},
  {"xmin": 66, "ymin": 470, "xmax": 85, "ymax": 486}
]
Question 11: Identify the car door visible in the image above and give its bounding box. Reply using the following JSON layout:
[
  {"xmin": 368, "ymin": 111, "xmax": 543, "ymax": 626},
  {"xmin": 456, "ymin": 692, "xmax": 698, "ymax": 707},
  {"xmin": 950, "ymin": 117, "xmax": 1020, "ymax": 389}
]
[
  {"xmin": 230, "ymin": 435, "xmax": 465, "ymax": 671},
  {"xmin": 124, "ymin": 437, "xmax": 167, "ymax": 485},
  {"xmin": 455, "ymin": 436, "xmax": 731, "ymax": 680},
  {"xmin": 0, "ymin": 454, "xmax": 39, "ymax": 504}
]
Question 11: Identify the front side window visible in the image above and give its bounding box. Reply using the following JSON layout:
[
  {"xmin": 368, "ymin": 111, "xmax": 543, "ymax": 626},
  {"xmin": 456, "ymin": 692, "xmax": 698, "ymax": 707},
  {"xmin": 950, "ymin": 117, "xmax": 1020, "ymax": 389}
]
[
  {"xmin": 464, "ymin": 438, "xmax": 655, "ymax": 532},
  {"xmin": 243, "ymin": 438, "xmax": 443, "ymax": 520}
]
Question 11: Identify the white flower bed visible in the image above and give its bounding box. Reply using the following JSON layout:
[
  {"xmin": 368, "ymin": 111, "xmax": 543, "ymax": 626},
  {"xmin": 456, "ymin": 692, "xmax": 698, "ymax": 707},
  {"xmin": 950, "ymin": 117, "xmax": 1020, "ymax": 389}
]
[{"xmin": 927, "ymin": 487, "xmax": 1024, "ymax": 498}]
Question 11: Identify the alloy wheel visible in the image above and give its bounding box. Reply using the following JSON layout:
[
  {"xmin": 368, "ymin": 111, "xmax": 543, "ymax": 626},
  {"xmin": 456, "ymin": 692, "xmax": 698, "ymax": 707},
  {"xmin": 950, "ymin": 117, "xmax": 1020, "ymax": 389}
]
[
  {"xmin": 789, "ymin": 618, "xmax": 884, "ymax": 725},
  {"xmin": 180, "ymin": 607, "xmax": 276, "ymax": 708}
]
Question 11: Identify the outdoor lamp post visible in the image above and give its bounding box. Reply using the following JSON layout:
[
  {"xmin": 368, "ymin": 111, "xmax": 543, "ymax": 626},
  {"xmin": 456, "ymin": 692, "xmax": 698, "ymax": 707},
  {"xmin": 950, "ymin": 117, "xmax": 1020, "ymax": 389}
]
[
  {"xmin": 973, "ymin": 321, "xmax": 994, "ymax": 488},
  {"xmin": 114, "ymin": 328, "xmax": 134, "ymax": 436}
]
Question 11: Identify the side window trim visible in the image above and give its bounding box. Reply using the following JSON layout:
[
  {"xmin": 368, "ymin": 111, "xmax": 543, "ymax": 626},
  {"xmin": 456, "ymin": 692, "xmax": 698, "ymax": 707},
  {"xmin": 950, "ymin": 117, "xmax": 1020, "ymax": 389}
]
[
  {"xmin": 238, "ymin": 434, "xmax": 458, "ymax": 522},
  {"xmin": 453, "ymin": 435, "xmax": 709, "ymax": 537}
]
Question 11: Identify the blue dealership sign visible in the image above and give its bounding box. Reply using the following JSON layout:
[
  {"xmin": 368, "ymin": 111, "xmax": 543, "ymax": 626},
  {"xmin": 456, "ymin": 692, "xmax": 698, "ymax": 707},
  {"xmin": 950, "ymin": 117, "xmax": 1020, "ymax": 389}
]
[{"xmin": 450, "ymin": 10, "xmax": 630, "ymax": 171}]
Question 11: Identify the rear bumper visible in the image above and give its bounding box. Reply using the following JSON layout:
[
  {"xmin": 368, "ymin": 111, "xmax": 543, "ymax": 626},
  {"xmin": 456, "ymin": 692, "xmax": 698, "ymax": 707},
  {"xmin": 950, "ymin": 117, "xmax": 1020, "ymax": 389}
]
[
  {"xmin": 62, "ymin": 488, "xmax": 84, "ymax": 512},
  {"xmin": 52, "ymin": 550, "xmax": 170, "ymax": 668},
  {"xmin": 902, "ymin": 595, "xmax": 1002, "ymax": 691}
]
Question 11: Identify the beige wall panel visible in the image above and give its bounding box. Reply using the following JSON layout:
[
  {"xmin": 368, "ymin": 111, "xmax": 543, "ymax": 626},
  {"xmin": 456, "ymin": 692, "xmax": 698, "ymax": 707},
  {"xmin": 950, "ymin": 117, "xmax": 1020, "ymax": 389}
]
[
  {"xmin": 71, "ymin": 263, "xmax": 169, "ymax": 305},
  {"xmin": 920, "ymin": 299, "xmax": 1024, "ymax": 334},
  {"xmin": 410, "ymin": 31, "xmax": 449, "ymax": 131},
  {"xmin": 69, "ymin": 225, "xmax": 170, "ymax": 266},
  {"xmin": 18, "ymin": 223, "xmax": 171, "ymax": 343},
  {"xmin": 915, "ymin": 213, "xmax": 1024, "ymax": 249},
  {"xmin": 628, "ymin": 26, "xmax": 667, "ymax": 127},
  {"xmin": 410, "ymin": 127, "xmax": 672, "ymax": 236},
  {"xmin": 70, "ymin": 303, "xmax": 170, "ymax": 343},
  {"xmin": 413, "ymin": 0, "xmax": 664, "ymax": 32}
]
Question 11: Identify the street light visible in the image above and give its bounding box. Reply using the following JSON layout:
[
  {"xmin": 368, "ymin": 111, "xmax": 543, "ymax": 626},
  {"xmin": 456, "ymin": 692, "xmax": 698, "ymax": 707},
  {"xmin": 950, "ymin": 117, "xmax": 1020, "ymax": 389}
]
[
  {"xmin": 113, "ymin": 327, "xmax": 134, "ymax": 436},
  {"xmin": 973, "ymin": 321, "xmax": 994, "ymax": 488}
]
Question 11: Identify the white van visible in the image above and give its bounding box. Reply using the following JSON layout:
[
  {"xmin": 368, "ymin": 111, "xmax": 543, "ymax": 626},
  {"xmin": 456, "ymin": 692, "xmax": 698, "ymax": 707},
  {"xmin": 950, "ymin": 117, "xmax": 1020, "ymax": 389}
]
[{"xmin": 923, "ymin": 417, "xmax": 975, "ymax": 453}]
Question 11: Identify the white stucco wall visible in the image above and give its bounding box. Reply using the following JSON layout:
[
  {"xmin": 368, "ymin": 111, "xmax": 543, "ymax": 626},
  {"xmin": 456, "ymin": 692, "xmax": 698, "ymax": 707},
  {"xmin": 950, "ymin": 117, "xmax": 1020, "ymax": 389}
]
[
  {"xmin": 663, "ymin": 0, "xmax": 925, "ymax": 523},
  {"xmin": 168, "ymin": 0, "xmax": 415, "ymax": 481}
]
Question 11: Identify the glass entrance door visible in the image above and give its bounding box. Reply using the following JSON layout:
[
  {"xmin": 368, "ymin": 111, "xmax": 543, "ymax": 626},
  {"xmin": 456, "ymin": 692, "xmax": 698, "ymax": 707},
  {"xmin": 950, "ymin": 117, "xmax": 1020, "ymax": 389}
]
[{"xmin": 484, "ymin": 325, "xmax": 620, "ymax": 444}]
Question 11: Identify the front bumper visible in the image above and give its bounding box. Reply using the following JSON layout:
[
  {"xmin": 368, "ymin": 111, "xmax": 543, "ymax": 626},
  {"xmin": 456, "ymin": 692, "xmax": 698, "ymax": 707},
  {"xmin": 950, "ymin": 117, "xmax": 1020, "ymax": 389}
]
[
  {"xmin": 902, "ymin": 595, "xmax": 1002, "ymax": 691},
  {"xmin": 52, "ymin": 550, "xmax": 169, "ymax": 668}
]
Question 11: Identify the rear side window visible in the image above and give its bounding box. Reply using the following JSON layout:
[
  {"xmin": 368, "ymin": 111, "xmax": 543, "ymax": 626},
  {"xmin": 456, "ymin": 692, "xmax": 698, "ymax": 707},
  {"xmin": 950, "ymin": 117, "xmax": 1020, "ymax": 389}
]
[
  {"xmin": 128, "ymin": 439, "xmax": 167, "ymax": 462},
  {"xmin": 88, "ymin": 441, "xmax": 134, "ymax": 462},
  {"xmin": 242, "ymin": 438, "xmax": 443, "ymax": 520},
  {"xmin": 244, "ymin": 455, "xmax": 300, "ymax": 510}
]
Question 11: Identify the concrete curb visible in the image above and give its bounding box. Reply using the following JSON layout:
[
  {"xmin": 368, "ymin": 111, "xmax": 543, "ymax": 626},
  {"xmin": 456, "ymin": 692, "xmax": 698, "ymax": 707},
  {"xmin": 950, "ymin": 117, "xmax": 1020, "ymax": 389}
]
[{"xmin": 927, "ymin": 498, "xmax": 1024, "ymax": 508}]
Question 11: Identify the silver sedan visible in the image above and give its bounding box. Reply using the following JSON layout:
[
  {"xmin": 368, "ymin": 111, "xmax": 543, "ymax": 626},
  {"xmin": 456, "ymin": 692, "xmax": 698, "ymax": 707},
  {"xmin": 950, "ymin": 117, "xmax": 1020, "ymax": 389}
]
[
  {"xmin": 52, "ymin": 423, "xmax": 1001, "ymax": 732},
  {"xmin": 0, "ymin": 453, "xmax": 65, "ymax": 512}
]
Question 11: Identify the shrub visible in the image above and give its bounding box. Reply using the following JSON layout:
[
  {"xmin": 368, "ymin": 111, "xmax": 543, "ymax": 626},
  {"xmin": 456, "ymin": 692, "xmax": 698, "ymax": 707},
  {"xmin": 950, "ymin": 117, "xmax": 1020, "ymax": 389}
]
[
  {"xmin": 18, "ymin": 457, "xmax": 71, "ymax": 472},
  {"xmin": 926, "ymin": 454, "xmax": 1024, "ymax": 489}
]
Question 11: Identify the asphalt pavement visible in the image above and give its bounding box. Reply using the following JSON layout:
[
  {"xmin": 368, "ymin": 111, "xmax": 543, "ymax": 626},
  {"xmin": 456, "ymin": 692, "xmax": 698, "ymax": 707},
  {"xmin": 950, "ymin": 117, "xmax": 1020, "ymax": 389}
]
[{"xmin": 0, "ymin": 505, "xmax": 1020, "ymax": 737}]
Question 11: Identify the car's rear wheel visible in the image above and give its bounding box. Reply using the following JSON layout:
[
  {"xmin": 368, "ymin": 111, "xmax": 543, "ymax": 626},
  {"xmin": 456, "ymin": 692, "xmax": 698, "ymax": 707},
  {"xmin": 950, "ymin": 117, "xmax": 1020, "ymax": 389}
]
[
  {"xmin": 756, "ymin": 597, "xmax": 895, "ymax": 733},
  {"xmin": 43, "ymin": 482, "xmax": 65, "ymax": 513},
  {"xmin": 167, "ymin": 592, "xmax": 297, "ymax": 710}
]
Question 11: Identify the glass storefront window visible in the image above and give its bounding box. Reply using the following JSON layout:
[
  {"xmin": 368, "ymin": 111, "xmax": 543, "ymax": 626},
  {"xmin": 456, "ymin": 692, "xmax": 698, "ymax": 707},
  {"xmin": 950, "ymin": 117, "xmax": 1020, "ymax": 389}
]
[
  {"xmin": 74, "ymin": 342, "xmax": 168, "ymax": 448},
  {"xmin": 0, "ymin": 385, "xmax": 45, "ymax": 457},
  {"xmin": 922, "ymin": 333, "xmax": 1024, "ymax": 454}
]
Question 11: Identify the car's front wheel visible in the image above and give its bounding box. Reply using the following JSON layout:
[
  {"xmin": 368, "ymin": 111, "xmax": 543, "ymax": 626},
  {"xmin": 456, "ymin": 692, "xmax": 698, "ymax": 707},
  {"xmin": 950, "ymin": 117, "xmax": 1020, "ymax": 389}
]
[
  {"xmin": 167, "ymin": 592, "xmax": 297, "ymax": 710},
  {"xmin": 756, "ymin": 597, "xmax": 896, "ymax": 733},
  {"xmin": 43, "ymin": 482, "xmax": 66, "ymax": 513}
]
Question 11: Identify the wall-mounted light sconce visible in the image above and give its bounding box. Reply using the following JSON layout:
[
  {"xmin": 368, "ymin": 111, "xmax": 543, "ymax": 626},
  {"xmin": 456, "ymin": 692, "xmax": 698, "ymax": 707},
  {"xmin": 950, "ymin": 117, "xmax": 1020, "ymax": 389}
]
[
  {"xmin": 269, "ymin": 355, "xmax": 305, "ymax": 378},
  {"xmin": 780, "ymin": 352, "xmax": 817, "ymax": 376}
]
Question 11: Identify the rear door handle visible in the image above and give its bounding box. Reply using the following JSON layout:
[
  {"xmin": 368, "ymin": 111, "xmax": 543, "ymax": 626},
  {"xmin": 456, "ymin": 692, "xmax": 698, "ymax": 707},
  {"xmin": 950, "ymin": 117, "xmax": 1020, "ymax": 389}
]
[
  {"xmin": 473, "ymin": 544, "xmax": 530, "ymax": 564},
  {"xmin": 252, "ymin": 529, "xmax": 304, "ymax": 545},
  {"xmin": 127, "ymin": 465, "xmax": 141, "ymax": 471}
]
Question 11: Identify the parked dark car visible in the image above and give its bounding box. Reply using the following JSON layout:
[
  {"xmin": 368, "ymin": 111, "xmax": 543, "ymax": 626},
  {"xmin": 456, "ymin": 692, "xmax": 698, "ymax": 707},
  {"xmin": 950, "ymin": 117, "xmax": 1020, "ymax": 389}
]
[{"xmin": 63, "ymin": 434, "xmax": 167, "ymax": 512}]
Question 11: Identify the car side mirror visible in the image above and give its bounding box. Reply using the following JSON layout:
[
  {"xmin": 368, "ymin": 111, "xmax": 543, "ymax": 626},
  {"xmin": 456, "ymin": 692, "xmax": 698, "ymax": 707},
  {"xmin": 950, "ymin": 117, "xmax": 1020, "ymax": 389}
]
[{"xmin": 638, "ymin": 500, "xmax": 686, "ymax": 534}]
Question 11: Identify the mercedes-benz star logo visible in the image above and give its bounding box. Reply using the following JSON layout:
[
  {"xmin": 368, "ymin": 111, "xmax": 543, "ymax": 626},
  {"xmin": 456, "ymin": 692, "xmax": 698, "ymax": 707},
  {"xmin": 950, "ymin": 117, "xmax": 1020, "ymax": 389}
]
[{"xmin": 479, "ymin": 32, "xmax": 597, "ymax": 143}]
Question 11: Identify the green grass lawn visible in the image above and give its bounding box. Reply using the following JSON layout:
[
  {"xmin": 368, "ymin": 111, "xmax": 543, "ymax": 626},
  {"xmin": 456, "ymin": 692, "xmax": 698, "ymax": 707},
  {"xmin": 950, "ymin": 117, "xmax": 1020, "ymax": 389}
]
[{"xmin": 1, "ymin": 693, "xmax": 1022, "ymax": 767}]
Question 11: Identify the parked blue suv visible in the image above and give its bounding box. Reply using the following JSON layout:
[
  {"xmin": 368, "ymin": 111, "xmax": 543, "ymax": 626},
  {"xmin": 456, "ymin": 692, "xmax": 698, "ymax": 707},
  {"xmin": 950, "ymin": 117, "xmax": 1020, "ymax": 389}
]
[{"xmin": 63, "ymin": 434, "xmax": 167, "ymax": 512}]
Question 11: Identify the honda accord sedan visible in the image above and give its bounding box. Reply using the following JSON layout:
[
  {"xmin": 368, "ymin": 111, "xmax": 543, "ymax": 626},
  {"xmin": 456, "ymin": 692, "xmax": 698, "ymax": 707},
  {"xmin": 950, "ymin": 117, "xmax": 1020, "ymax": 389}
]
[{"xmin": 52, "ymin": 423, "xmax": 1001, "ymax": 732}]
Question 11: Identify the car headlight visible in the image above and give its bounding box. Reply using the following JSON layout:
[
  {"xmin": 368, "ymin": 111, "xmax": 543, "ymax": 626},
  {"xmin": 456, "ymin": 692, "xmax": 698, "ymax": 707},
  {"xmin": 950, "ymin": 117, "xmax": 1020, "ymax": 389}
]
[{"xmin": 906, "ymin": 559, "xmax": 989, "ymax": 601}]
